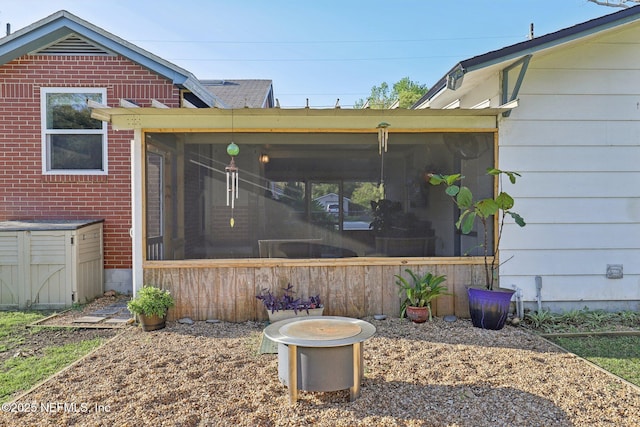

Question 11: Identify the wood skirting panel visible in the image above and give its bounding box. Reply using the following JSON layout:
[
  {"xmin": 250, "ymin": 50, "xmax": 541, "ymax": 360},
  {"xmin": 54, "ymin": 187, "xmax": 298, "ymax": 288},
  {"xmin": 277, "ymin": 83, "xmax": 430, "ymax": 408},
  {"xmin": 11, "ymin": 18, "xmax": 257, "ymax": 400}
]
[{"xmin": 143, "ymin": 259, "xmax": 488, "ymax": 322}]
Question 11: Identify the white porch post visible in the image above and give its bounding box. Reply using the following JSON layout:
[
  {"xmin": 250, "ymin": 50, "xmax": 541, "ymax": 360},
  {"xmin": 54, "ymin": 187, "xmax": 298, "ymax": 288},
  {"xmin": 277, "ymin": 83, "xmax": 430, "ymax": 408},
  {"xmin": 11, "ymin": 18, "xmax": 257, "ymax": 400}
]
[{"xmin": 131, "ymin": 130, "xmax": 144, "ymax": 296}]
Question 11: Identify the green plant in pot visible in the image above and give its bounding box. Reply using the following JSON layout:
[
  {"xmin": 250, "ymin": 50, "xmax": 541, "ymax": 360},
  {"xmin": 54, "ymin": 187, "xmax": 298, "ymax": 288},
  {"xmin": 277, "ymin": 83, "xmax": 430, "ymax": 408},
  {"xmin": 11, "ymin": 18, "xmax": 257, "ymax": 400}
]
[
  {"xmin": 429, "ymin": 168, "xmax": 526, "ymax": 330},
  {"xmin": 395, "ymin": 268, "xmax": 449, "ymax": 323},
  {"xmin": 127, "ymin": 286, "xmax": 175, "ymax": 331}
]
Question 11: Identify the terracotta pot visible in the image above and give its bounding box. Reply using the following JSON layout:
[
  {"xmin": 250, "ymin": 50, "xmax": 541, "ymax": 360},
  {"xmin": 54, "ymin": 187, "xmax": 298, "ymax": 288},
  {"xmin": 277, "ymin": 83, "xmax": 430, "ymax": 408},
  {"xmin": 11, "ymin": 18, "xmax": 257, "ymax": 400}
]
[
  {"xmin": 267, "ymin": 307, "xmax": 324, "ymax": 323},
  {"xmin": 406, "ymin": 306, "xmax": 430, "ymax": 323},
  {"xmin": 467, "ymin": 287, "xmax": 515, "ymax": 330},
  {"xmin": 138, "ymin": 313, "xmax": 167, "ymax": 331}
]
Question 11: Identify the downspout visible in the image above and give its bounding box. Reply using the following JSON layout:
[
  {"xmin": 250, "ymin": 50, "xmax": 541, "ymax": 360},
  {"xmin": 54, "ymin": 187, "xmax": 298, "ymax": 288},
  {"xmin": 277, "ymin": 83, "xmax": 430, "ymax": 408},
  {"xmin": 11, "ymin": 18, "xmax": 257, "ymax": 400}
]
[{"xmin": 511, "ymin": 285, "xmax": 524, "ymax": 319}]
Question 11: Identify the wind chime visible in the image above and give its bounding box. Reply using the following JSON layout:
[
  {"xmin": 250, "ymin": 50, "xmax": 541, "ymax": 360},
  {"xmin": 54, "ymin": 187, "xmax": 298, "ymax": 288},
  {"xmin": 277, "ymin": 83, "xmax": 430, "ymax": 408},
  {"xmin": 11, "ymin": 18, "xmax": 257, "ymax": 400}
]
[
  {"xmin": 225, "ymin": 142, "xmax": 239, "ymax": 227},
  {"xmin": 377, "ymin": 122, "xmax": 390, "ymax": 198},
  {"xmin": 225, "ymin": 111, "xmax": 240, "ymax": 227}
]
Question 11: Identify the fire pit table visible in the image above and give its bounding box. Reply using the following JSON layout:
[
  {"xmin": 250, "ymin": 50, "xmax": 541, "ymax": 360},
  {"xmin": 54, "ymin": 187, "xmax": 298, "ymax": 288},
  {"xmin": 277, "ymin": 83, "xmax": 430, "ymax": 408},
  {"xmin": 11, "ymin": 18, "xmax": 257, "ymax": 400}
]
[{"xmin": 264, "ymin": 316, "xmax": 376, "ymax": 403}]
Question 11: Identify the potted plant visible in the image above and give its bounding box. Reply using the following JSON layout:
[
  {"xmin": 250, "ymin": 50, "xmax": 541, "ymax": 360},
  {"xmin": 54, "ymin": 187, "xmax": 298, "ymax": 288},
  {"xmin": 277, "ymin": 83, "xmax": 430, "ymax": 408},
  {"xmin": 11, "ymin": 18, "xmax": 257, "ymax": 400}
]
[
  {"xmin": 429, "ymin": 168, "xmax": 526, "ymax": 330},
  {"xmin": 256, "ymin": 283, "xmax": 323, "ymax": 323},
  {"xmin": 395, "ymin": 268, "xmax": 449, "ymax": 323},
  {"xmin": 127, "ymin": 286, "xmax": 175, "ymax": 331}
]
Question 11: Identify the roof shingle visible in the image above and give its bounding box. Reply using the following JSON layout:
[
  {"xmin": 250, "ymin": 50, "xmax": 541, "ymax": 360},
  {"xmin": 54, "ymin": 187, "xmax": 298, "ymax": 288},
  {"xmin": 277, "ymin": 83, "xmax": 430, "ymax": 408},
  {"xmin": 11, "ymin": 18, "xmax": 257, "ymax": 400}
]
[{"xmin": 201, "ymin": 79, "xmax": 274, "ymax": 108}]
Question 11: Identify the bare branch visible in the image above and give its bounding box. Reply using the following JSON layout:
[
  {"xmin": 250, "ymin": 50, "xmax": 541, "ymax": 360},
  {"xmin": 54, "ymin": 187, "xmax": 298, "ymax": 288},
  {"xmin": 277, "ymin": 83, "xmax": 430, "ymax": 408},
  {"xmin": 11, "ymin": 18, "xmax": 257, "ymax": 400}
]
[{"xmin": 587, "ymin": 0, "xmax": 640, "ymax": 8}]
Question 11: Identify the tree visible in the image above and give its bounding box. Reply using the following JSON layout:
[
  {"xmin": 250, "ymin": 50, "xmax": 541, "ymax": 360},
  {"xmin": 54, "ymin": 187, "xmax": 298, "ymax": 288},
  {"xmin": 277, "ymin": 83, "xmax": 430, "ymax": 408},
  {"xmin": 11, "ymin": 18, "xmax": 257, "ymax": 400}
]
[
  {"xmin": 350, "ymin": 182, "xmax": 383, "ymax": 208},
  {"xmin": 354, "ymin": 82, "xmax": 393, "ymax": 109},
  {"xmin": 311, "ymin": 183, "xmax": 338, "ymax": 200},
  {"xmin": 587, "ymin": 0, "xmax": 640, "ymax": 7},
  {"xmin": 354, "ymin": 77, "xmax": 428, "ymax": 109},
  {"xmin": 393, "ymin": 77, "xmax": 429, "ymax": 108}
]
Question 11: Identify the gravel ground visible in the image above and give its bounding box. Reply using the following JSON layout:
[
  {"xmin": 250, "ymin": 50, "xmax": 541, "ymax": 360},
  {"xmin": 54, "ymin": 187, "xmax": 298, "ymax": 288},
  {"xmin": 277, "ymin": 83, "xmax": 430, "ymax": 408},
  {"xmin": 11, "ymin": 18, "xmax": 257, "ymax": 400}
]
[{"xmin": 3, "ymin": 317, "xmax": 640, "ymax": 427}]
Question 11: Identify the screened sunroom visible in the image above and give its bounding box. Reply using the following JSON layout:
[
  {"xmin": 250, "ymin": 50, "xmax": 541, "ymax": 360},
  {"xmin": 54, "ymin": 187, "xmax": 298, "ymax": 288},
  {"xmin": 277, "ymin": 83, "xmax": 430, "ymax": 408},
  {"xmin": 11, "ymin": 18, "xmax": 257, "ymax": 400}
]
[
  {"xmin": 92, "ymin": 107, "xmax": 510, "ymax": 321},
  {"xmin": 145, "ymin": 130, "xmax": 495, "ymax": 261}
]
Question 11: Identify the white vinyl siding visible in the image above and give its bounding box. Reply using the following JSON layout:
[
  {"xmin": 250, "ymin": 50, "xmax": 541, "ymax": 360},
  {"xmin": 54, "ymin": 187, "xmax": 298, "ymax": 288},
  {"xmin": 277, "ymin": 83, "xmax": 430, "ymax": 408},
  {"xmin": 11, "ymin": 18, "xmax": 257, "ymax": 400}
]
[{"xmin": 496, "ymin": 23, "xmax": 640, "ymax": 308}]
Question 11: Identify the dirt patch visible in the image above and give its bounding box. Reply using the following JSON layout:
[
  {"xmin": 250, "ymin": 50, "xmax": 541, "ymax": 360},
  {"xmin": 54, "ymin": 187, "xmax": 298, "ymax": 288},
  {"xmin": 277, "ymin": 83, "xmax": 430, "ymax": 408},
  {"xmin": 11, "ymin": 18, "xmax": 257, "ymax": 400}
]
[
  {"xmin": 1, "ymin": 328, "xmax": 118, "ymax": 366},
  {"xmin": 0, "ymin": 295, "xmax": 128, "ymax": 368}
]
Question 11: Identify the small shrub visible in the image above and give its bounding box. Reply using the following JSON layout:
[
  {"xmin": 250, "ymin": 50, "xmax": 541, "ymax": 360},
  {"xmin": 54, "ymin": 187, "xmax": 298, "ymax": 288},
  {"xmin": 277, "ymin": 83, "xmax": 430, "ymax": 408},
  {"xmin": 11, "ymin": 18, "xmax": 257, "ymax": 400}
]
[
  {"xmin": 127, "ymin": 286, "xmax": 174, "ymax": 318},
  {"xmin": 524, "ymin": 310, "xmax": 557, "ymax": 330}
]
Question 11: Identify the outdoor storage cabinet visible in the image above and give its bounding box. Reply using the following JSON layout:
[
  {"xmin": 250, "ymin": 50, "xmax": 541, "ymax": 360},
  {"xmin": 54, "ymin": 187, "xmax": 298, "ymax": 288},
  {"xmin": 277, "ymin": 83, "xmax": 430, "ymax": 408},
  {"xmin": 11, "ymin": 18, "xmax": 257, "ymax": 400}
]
[{"xmin": 0, "ymin": 219, "xmax": 104, "ymax": 309}]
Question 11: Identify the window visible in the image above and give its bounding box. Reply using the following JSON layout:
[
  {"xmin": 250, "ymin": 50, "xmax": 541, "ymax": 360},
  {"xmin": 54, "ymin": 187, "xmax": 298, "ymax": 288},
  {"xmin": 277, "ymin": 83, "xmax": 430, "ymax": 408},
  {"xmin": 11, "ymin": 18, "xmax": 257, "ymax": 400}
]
[
  {"xmin": 145, "ymin": 131, "xmax": 495, "ymax": 260},
  {"xmin": 41, "ymin": 88, "xmax": 107, "ymax": 174}
]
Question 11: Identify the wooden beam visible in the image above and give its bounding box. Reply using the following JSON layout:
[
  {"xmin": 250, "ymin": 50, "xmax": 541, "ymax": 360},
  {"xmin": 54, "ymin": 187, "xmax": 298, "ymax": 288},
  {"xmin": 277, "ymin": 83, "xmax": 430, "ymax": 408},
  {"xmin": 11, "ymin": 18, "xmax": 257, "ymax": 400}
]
[
  {"xmin": 182, "ymin": 98, "xmax": 197, "ymax": 108},
  {"xmin": 471, "ymin": 99, "xmax": 491, "ymax": 109},
  {"xmin": 443, "ymin": 99, "xmax": 461, "ymax": 109},
  {"xmin": 151, "ymin": 99, "xmax": 170, "ymax": 109},
  {"xmin": 119, "ymin": 99, "xmax": 139, "ymax": 108},
  {"xmin": 91, "ymin": 107, "xmax": 506, "ymax": 131},
  {"xmin": 87, "ymin": 99, "xmax": 108, "ymax": 109}
]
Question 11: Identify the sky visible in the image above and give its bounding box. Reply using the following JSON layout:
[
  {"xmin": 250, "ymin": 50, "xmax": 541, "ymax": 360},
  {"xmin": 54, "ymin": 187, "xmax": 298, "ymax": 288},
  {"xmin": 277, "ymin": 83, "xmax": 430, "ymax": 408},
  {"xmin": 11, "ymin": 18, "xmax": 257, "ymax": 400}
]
[{"xmin": 0, "ymin": 0, "xmax": 624, "ymax": 108}]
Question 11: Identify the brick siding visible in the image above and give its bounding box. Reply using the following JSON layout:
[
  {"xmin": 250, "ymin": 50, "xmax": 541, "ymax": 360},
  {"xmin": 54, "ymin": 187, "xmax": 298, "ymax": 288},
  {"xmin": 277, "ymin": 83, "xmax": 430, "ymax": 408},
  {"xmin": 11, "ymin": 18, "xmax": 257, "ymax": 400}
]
[{"xmin": 0, "ymin": 54, "xmax": 181, "ymax": 269}]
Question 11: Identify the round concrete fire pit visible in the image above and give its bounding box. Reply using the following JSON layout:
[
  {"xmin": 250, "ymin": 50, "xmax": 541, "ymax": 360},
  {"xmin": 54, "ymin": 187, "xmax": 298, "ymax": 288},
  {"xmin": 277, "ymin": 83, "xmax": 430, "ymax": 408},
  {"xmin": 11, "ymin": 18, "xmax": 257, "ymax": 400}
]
[{"xmin": 264, "ymin": 316, "xmax": 376, "ymax": 403}]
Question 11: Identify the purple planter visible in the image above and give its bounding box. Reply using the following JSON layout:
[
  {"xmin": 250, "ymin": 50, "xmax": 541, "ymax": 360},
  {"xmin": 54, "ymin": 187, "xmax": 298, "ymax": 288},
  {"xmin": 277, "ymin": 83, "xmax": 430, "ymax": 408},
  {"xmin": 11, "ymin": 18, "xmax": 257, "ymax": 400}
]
[{"xmin": 467, "ymin": 287, "xmax": 515, "ymax": 330}]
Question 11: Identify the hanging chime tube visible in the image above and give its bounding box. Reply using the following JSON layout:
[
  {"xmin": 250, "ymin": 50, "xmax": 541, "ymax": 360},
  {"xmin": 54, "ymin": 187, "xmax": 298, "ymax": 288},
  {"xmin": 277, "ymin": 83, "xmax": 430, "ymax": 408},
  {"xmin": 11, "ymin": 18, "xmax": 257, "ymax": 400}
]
[
  {"xmin": 225, "ymin": 162, "xmax": 238, "ymax": 209},
  {"xmin": 226, "ymin": 170, "xmax": 230, "ymax": 206},
  {"xmin": 377, "ymin": 122, "xmax": 390, "ymax": 154},
  {"xmin": 235, "ymin": 168, "xmax": 239, "ymax": 200},
  {"xmin": 231, "ymin": 170, "xmax": 236, "ymax": 209}
]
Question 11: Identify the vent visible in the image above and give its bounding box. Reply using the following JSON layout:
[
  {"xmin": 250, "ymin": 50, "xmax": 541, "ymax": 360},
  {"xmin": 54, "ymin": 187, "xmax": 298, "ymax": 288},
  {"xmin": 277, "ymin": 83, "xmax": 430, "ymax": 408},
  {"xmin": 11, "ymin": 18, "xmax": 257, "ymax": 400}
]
[{"xmin": 32, "ymin": 34, "xmax": 114, "ymax": 56}]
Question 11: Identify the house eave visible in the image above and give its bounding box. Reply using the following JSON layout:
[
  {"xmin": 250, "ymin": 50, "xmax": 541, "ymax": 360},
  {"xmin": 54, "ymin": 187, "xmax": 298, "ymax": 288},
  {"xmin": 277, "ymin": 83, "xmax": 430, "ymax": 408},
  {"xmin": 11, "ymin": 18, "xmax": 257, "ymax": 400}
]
[
  {"xmin": 0, "ymin": 10, "xmax": 225, "ymax": 108},
  {"xmin": 413, "ymin": 5, "xmax": 640, "ymax": 109}
]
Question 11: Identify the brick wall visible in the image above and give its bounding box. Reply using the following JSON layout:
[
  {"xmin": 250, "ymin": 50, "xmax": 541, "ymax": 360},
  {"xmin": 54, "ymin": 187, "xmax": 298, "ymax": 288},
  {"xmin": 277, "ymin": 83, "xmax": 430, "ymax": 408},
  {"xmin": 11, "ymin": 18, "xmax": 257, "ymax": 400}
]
[{"xmin": 0, "ymin": 54, "xmax": 181, "ymax": 270}]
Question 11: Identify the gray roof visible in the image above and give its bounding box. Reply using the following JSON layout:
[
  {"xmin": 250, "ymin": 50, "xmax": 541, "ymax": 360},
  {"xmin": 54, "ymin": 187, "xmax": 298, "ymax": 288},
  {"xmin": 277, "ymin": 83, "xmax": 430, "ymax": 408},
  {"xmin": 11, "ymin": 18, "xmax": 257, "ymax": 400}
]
[
  {"xmin": 201, "ymin": 80, "xmax": 274, "ymax": 108},
  {"xmin": 413, "ymin": 5, "xmax": 640, "ymax": 108},
  {"xmin": 0, "ymin": 10, "xmax": 226, "ymax": 108}
]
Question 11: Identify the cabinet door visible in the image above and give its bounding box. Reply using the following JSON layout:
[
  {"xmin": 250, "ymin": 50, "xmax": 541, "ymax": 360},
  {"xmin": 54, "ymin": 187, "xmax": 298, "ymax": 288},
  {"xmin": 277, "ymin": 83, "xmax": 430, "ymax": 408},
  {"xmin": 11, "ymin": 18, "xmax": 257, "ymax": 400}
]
[
  {"xmin": 27, "ymin": 230, "xmax": 72, "ymax": 309},
  {"xmin": 75, "ymin": 223, "xmax": 104, "ymax": 303}
]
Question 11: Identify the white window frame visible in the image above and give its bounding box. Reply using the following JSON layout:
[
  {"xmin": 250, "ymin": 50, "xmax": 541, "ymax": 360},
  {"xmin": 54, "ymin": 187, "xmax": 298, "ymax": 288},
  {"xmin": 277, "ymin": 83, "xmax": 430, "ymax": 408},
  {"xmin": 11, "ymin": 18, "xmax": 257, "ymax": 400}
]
[{"xmin": 41, "ymin": 87, "xmax": 108, "ymax": 175}]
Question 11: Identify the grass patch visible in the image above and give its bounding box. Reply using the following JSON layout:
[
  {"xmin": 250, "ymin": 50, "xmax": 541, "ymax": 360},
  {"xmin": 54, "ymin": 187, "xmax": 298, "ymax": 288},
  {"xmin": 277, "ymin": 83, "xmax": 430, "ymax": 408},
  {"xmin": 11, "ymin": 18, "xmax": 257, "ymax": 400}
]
[
  {"xmin": 0, "ymin": 312, "xmax": 45, "ymax": 353},
  {"xmin": 0, "ymin": 338, "xmax": 104, "ymax": 403},
  {"xmin": 523, "ymin": 308, "xmax": 640, "ymax": 387},
  {"xmin": 548, "ymin": 335, "xmax": 640, "ymax": 387},
  {"xmin": 0, "ymin": 311, "xmax": 111, "ymax": 404}
]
